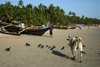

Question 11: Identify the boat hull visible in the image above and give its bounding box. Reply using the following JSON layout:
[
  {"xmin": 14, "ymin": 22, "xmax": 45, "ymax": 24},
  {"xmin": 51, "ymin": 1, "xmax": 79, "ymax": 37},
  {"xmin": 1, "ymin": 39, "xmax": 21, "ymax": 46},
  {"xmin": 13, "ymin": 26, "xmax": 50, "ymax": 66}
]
[
  {"xmin": 22, "ymin": 28, "xmax": 49, "ymax": 35},
  {"xmin": 0, "ymin": 23, "xmax": 9, "ymax": 27},
  {"xmin": 54, "ymin": 26, "xmax": 68, "ymax": 29},
  {"xmin": 70, "ymin": 27, "xmax": 76, "ymax": 29},
  {"xmin": 4, "ymin": 26, "xmax": 23, "ymax": 32}
]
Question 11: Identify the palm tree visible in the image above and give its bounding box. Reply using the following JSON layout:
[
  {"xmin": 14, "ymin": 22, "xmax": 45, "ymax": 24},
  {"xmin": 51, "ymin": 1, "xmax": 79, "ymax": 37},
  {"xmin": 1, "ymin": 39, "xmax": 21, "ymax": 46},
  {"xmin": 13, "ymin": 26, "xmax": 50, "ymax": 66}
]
[
  {"xmin": 54, "ymin": 6, "xmax": 60, "ymax": 18},
  {"xmin": 42, "ymin": 5, "xmax": 47, "ymax": 15},
  {"xmin": 49, "ymin": 4, "xmax": 55, "ymax": 13},
  {"xmin": 72, "ymin": 12, "xmax": 76, "ymax": 17},
  {"xmin": 68, "ymin": 11, "xmax": 72, "ymax": 15},
  {"xmin": 1, "ymin": 0, "xmax": 100, "ymax": 25},
  {"xmin": 49, "ymin": 4, "xmax": 55, "ymax": 22},
  {"xmin": 60, "ymin": 9, "xmax": 65, "ymax": 15},
  {"xmin": 0, "ymin": 4, "xmax": 4, "ymax": 20},
  {"xmin": 1, "ymin": 1, "xmax": 14, "ymax": 22},
  {"xmin": 38, "ymin": 3, "xmax": 43, "ymax": 11},
  {"xmin": 18, "ymin": 0, "xmax": 23, "ymax": 8},
  {"xmin": 85, "ymin": 17, "xmax": 89, "ymax": 24},
  {"xmin": 26, "ymin": 4, "xmax": 32, "ymax": 9},
  {"xmin": 81, "ymin": 15, "xmax": 85, "ymax": 24}
]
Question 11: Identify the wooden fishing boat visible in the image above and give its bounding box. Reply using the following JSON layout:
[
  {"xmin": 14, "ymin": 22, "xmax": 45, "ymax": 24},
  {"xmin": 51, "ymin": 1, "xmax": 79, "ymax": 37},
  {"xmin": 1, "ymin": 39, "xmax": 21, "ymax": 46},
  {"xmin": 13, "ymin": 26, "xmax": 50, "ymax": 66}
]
[
  {"xmin": 2, "ymin": 26, "xmax": 49, "ymax": 36},
  {"xmin": 4, "ymin": 26, "xmax": 23, "ymax": 32},
  {"xmin": 0, "ymin": 25, "xmax": 24, "ymax": 36},
  {"xmin": 61, "ymin": 27, "xmax": 68, "ymax": 29},
  {"xmin": 70, "ymin": 27, "xmax": 76, "ymax": 29},
  {"xmin": 53, "ymin": 26, "xmax": 68, "ymax": 29},
  {"xmin": 1, "ymin": 20, "xmax": 49, "ymax": 35},
  {"xmin": 53, "ymin": 26, "xmax": 60, "ymax": 29},
  {"xmin": 0, "ymin": 22, "xmax": 10, "ymax": 27},
  {"xmin": 1, "ymin": 21, "xmax": 25, "ymax": 35},
  {"xmin": 22, "ymin": 27, "xmax": 49, "ymax": 35}
]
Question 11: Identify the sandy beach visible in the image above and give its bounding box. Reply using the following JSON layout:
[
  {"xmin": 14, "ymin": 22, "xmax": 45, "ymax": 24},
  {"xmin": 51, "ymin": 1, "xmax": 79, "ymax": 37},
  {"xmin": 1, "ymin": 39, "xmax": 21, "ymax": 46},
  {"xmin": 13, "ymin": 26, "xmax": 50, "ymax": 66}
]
[{"xmin": 0, "ymin": 27, "xmax": 100, "ymax": 67}]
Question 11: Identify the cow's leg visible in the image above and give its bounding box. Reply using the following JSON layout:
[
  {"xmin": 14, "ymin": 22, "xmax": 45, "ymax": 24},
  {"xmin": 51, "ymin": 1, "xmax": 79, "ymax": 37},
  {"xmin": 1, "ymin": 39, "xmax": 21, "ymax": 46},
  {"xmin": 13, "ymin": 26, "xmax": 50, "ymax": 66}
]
[
  {"xmin": 80, "ymin": 52, "xmax": 82, "ymax": 63},
  {"xmin": 71, "ymin": 47, "xmax": 76, "ymax": 60},
  {"xmin": 71, "ymin": 47, "xmax": 74, "ymax": 57},
  {"xmin": 71, "ymin": 47, "xmax": 74, "ymax": 56},
  {"xmin": 73, "ymin": 46, "xmax": 77, "ymax": 60},
  {"xmin": 79, "ymin": 44, "xmax": 83, "ymax": 63}
]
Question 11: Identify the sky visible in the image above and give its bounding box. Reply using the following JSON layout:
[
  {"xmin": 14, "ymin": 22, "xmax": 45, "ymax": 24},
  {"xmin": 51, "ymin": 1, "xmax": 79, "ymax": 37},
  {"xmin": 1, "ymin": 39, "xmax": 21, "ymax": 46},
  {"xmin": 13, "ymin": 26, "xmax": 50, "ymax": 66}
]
[{"xmin": 0, "ymin": 0, "xmax": 100, "ymax": 19}]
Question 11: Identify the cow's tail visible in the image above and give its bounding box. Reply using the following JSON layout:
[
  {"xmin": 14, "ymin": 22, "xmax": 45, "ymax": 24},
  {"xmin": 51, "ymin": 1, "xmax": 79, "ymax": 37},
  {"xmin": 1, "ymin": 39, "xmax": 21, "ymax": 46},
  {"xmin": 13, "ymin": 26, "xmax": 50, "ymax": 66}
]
[{"xmin": 80, "ymin": 51, "xmax": 86, "ymax": 54}]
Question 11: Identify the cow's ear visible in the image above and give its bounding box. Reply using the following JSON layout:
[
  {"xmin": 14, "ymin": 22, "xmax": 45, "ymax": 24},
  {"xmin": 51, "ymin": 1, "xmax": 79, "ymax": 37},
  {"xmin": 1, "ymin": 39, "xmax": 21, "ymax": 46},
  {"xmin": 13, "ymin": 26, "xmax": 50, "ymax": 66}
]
[
  {"xmin": 79, "ymin": 39, "xmax": 82, "ymax": 41},
  {"xmin": 68, "ymin": 35, "xmax": 70, "ymax": 38},
  {"xmin": 78, "ymin": 37, "xmax": 82, "ymax": 41}
]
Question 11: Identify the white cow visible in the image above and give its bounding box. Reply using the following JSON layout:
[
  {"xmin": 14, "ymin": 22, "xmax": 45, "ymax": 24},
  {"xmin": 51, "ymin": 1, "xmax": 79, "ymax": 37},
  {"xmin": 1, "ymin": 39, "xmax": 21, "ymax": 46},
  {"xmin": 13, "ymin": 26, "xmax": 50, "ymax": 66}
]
[{"xmin": 67, "ymin": 35, "xmax": 85, "ymax": 63}]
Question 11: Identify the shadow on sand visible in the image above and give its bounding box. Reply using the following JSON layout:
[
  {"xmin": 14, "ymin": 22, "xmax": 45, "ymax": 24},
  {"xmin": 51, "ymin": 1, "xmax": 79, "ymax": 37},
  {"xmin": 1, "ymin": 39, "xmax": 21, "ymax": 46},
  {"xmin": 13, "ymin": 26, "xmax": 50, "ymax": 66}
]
[
  {"xmin": 42, "ymin": 35, "xmax": 49, "ymax": 37},
  {"xmin": 98, "ymin": 52, "xmax": 100, "ymax": 55},
  {"xmin": 52, "ymin": 50, "xmax": 70, "ymax": 59},
  {"xmin": 52, "ymin": 50, "xmax": 79, "ymax": 62}
]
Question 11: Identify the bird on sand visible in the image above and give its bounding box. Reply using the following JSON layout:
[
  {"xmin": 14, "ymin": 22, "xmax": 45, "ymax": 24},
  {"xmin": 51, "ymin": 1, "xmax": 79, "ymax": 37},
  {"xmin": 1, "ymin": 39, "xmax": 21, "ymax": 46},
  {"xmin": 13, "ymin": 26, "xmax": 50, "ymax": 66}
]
[
  {"xmin": 50, "ymin": 47, "xmax": 54, "ymax": 50},
  {"xmin": 5, "ymin": 47, "xmax": 11, "ymax": 51},
  {"xmin": 61, "ymin": 46, "xmax": 64, "ymax": 50},
  {"xmin": 46, "ymin": 45, "xmax": 48, "ymax": 47},
  {"xmin": 38, "ymin": 44, "xmax": 41, "ymax": 47},
  {"xmin": 50, "ymin": 45, "xmax": 56, "ymax": 50},
  {"xmin": 26, "ymin": 43, "xmax": 31, "ymax": 46},
  {"xmin": 83, "ymin": 45, "xmax": 86, "ymax": 47},
  {"xmin": 50, "ymin": 47, "xmax": 55, "ymax": 50},
  {"xmin": 41, "ymin": 45, "xmax": 44, "ymax": 48},
  {"xmin": 48, "ymin": 46, "xmax": 51, "ymax": 49},
  {"xmin": 53, "ymin": 45, "xmax": 56, "ymax": 48}
]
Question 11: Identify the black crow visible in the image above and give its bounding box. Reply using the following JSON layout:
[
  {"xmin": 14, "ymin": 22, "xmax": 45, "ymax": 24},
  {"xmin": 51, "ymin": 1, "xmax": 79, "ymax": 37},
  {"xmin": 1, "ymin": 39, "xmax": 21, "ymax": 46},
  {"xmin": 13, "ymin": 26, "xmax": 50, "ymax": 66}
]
[
  {"xmin": 50, "ymin": 45, "xmax": 56, "ymax": 50},
  {"xmin": 26, "ymin": 43, "xmax": 31, "ymax": 46},
  {"xmin": 50, "ymin": 47, "xmax": 54, "ymax": 50},
  {"xmin": 53, "ymin": 45, "xmax": 56, "ymax": 48},
  {"xmin": 38, "ymin": 44, "xmax": 41, "ymax": 47},
  {"xmin": 82, "ymin": 45, "xmax": 86, "ymax": 47},
  {"xmin": 61, "ymin": 46, "xmax": 64, "ymax": 50},
  {"xmin": 46, "ymin": 45, "xmax": 48, "ymax": 47},
  {"xmin": 5, "ymin": 47, "xmax": 11, "ymax": 51},
  {"xmin": 41, "ymin": 45, "xmax": 44, "ymax": 48},
  {"xmin": 50, "ymin": 47, "xmax": 55, "ymax": 50},
  {"xmin": 48, "ymin": 46, "xmax": 51, "ymax": 49}
]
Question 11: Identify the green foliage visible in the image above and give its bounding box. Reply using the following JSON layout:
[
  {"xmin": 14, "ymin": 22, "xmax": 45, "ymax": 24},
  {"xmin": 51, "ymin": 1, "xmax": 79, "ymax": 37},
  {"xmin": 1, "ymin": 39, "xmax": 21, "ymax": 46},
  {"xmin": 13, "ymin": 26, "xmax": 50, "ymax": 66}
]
[
  {"xmin": 55, "ymin": 23, "xmax": 60, "ymax": 26},
  {"xmin": 0, "ymin": 0, "xmax": 100, "ymax": 25}
]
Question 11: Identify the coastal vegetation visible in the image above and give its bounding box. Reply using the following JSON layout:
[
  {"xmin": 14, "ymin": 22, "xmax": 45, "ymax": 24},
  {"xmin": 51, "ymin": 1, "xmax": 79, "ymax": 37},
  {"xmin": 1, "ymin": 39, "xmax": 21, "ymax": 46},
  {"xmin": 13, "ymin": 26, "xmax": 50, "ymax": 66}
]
[{"xmin": 0, "ymin": 0, "xmax": 100, "ymax": 26}]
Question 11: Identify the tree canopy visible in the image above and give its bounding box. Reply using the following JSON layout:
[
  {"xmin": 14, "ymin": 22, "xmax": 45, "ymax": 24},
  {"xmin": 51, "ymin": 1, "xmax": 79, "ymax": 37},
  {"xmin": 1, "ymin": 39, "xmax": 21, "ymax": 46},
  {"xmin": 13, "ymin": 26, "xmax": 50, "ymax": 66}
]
[{"xmin": 0, "ymin": 0, "xmax": 100, "ymax": 26}]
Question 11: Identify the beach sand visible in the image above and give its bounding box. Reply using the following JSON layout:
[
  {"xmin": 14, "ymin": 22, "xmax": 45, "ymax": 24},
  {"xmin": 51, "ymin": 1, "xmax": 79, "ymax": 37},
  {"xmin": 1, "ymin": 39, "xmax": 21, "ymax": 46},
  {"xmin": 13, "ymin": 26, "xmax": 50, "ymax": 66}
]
[{"xmin": 0, "ymin": 27, "xmax": 100, "ymax": 67}]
